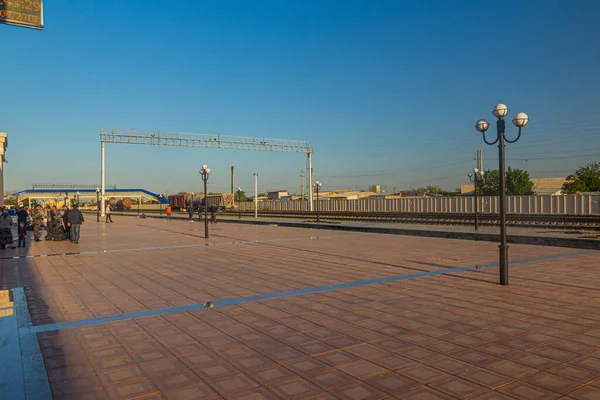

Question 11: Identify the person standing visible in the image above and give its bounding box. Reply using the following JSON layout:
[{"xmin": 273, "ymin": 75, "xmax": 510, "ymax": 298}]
[
  {"xmin": 17, "ymin": 206, "xmax": 29, "ymax": 226},
  {"xmin": 32, "ymin": 205, "xmax": 44, "ymax": 242},
  {"xmin": 188, "ymin": 205, "xmax": 194, "ymax": 222},
  {"xmin": 0, "ymin": 208, "xmax": 15, "ymax": 249},
  {"xmin": 210, "ymin": 204, "xmax": 217, "ymax": 223},
  {"xmin": 105, "ymin": 204, "xmax": 113, "ymax": 223},
  {"xmin": 166, "ymin": 205, "xmax": 172, "ymax": 220},
  {"xmin": 18, "ymin": 222, "xmax": 27, "ymax": 248},
  {"xmin": 67, "ymin": 204, "xmax": 85, "ymax": 244},
  {"xmin": 62, "ymin": 205, "xmax": 71, "ymax": 240}
]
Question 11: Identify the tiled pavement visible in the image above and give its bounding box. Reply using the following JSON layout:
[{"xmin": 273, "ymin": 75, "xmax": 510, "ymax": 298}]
[{"xmin": 1, "ymin": 217, "xmax": 600, "ymax": 399}]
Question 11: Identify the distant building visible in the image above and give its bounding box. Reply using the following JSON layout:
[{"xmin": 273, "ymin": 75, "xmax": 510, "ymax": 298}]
[
  {"xmin": 531, "ymin": 177, "xmax": 566, "ymax": 195},
  {"xmin": 267, "ymin": 190, "xmax": 289, "ymax": 199},
  {"xmin": 369, "ymin": 185, "xmax": 381, "ymax": 194}
]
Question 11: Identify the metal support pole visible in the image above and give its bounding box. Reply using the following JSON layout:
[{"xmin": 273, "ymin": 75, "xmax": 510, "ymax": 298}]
[
  {"xmin": 204, "ymin": 179, "xmax": 209, "ymax": 238},
  {"xmin": 231, "ymin": 166, "xmax": 235, "ymax": 206},
  {"xmin": 497, "ymin": 119, "xmax": 508, "ymax": 285},
  {"xmin": 138, "ymin": 197, "xmax": 140, "ymax": 214},
  {"xmin": 254, "ymin": 172, "xmax": 258, "ymax": 218},
  {"xmin": 96, "ymin": 190, "xmax": 100, "ymax": 222},
  {"xmin": 474, "ymin": 177, "xmax": 479, "ymax": 230},
  {"xmin": 307, "ymin": 152, "xmax": 313, "ymax": 211},
  {"xmin": 101, "ymin": 141, "xmax": 106, "ymax": 217},
  {"xmin": 316, "ymin": 186, "xmax": 320, "ymax": 222},
  {"xmin": 159, "ymin": 195, "xmax": 163, "ymax": 215}
]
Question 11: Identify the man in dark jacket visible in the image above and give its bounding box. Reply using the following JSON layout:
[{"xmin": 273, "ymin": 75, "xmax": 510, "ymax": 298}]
[
  {"xmin": 16, "ymin": 206, "xmax": 29, "ymax": 225},
  {"xmin": 67, "ymin": 204, "xmax": 84, "ymax": 244},
  {"xmin": 62, "ymin": 205, "xmax": 70, "ymax": 240}
]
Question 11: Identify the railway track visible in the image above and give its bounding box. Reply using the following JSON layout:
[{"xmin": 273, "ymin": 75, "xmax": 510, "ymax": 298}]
[{"xmin": 219, "ymin": 210, "xmax": 600, "ymax": 230}]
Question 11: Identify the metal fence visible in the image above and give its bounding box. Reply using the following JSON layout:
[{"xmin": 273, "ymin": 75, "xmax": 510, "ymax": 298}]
[{"xmin": 235, "ymin": 194, "xmax": 600, "ymax": 214}]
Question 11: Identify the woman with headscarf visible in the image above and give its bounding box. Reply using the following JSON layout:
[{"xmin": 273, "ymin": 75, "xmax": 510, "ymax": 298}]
[{"xmin": 0, "ymin": 207, "xmax": 16, "ymax": 249}]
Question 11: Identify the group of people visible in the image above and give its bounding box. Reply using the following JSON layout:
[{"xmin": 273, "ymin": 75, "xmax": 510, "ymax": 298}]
[
  {"xmin": 186, "ymin": 205, "xmax": 219, "ymax": 223},
  {"xmin": 0, "ymin": 203, "xmax": 86, "ymax": 249}
]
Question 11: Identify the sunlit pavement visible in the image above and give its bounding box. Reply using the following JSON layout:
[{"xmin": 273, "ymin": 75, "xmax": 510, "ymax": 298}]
[{"xmin": 1, "ymin": 217, "xmax": 600, "ymax": 399}]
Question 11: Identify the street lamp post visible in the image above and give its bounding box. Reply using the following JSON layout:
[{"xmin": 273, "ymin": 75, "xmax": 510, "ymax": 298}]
[
  {"xmin": 467, "ymin": 168, "xmax": 485, "ymax": 230},
  {"xmin": 475, "ymin": 104, "xmax": 528, "ymax": 286},
  {"xmin": 314, "ymin": 181, "xmax": 322, "ymax": 222},
  {"xmin": 159, "ymin": 195, "xmax": 163, "ymax": 215},
  {"xmin": 76, "ymin": 191, "xmax": 80, "ymax": 206},
  {"xmin": 96, "ymin": 188, "xmax": 100, "ymax": 222},
  {"xmin": 200, "ymin": 164, "xmax": 211, "ymax": 238}
]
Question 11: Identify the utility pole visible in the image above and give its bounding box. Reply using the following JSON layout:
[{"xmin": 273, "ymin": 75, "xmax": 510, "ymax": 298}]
[
  {"xmin": 254, "ymin": 172, "xmax": 258, "ymax": 219},
  {"xmin": 231, "ymin": 166, "xmax": 235, "ymax": 206},
  {"xmin": 300, "ymin": 169, "xmax": 305, "ymax": 200},
  {"xmin": 477, "ymin": 149, "xmax": 483, "ymax": 172}
]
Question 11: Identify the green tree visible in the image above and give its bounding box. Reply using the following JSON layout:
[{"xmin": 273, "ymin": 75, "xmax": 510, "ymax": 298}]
[
  {"xmin": 478, "ymin": 167, "xmax": 535, "ymax": 195},
  {"xmin": 236, "ymin": 189, "xmax": 249, "ymax": 201},
  {"xmin": 562, "ymin": 162, "xmax": 600, "ymax": 194}
]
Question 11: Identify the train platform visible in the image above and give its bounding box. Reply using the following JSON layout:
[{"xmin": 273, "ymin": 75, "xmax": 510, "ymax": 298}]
[
  {"xmin": 112, "ymin": 211, "xmax": 600, "ymax": 250},
  {"xmin": 1, "ymin": 218, "xmax": 600, "ymax": 399}
]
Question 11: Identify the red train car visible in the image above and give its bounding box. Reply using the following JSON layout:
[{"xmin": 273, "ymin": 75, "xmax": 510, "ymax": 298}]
[{"xmin": 168, "ymin": 194, "xmax": 190, "ymax": 211}]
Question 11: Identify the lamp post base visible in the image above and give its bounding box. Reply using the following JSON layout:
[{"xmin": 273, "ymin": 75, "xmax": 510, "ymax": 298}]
[{"xmin": 499, "ymin": 244, "xmax": 509, "ymax": 285}]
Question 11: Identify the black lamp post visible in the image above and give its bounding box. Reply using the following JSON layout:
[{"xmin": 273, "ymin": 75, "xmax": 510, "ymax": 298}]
[
  {"xmin": 314, "ymin": 181, "xmax": 322, "ymax": 222},
  {"xmin": 467, "ymin": 168, "xmax": 485, "ymax": 231},
  {"xmin": 475, "ymin": 104, "xmax": 529, "ymax": 286},
  {"xmin": 199, "ymin": 164, "xmax": 211, "ymax": 239},
  {"xmin": 96, "ymin": 188, "xmax": 100, "ymax": 222},
  {"xmin": 159, "ymin": 195, "xmax": 163, "ymax": 215}
]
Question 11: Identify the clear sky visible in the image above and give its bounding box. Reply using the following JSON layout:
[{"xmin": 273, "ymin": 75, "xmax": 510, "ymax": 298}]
[{"xmin": 2, "ymin": 0, "xmax": 600, "ymax": 196}]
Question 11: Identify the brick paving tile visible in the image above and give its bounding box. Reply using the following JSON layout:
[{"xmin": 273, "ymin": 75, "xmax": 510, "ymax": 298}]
[
  {"xmin": 522, "ymin": 371, "xmax": 584, "ymax": 394},
  {"xmin": 104, "ymin": 377, "xmax": 160, "ymax": 400},
  {"xmin": 54, "ymin": 388, "xmax": 110, "ymax": 400},
  {"xmin": 303, "ymin": 368, "xmax": 356, "ymax": 390},
  {"xmin": 222, "ymin": 386, "xmax": 281, "ymax": 400},
  {"xmin": 336, "ymin": 360, "xmax": 389, "ymax": 380},
  {"xmin": 509, "ymin": 352, "xmax": 562, "ymax": 369},
  {"xmin": 528, "ymin": 346, "xmax": 580, "ymax": 362},
  {"xmin": 243, "ymin": 364, "xmax": 297, "ymax": 385},
  {"xmin": 150, "ymin": 369, "xmax": 204, "ymax": 392},
  {"xmin": 427, "ymin": 356, "xmax": 475, "ymax": 375},
  {"xmin": 395, "ymin": 386, "xmax": 455, "ymax": 399},
  {"xmin": 365, "ymin": 372, "xmax": 422, "ymax": 394},
  {"xmin": 546, "ymin": 363, "xmax": 600, "ymax": 383},
  {"xmin": 328, "ymin": 381, "xmax": 389, "ymax": 400},
  {"xmin": 370, "ymin": 353, "xmax": 418, "ymax": 371},
  {"xmin": 470, "ymin": 391, "xmax": 519, "ymax": 400},
  {"xmin": 163, "ymin": 382, "xmax": 220, "ymax": 400},
  {"xmin": 47, "ymin": 362, "xmax": 96, "ymax": 382},
  {"xmin": 567, "ymin": 385, "xmax": 600, "ymax": 400},
  {"xmin": 315, "ymin": 349, "xmax": 362, "ymax": 367},
  {"xmin": 51, "ymin": 375, "xmax": 104, "ymax": 397},
  {"xmin": 207, "ymin": 372, "xmax": 261, "ymax": 396},
  {"xmin": 371, "ymin": 338, "xmax": 414, "ymax": 352},
  {"xmin": 296, "ymin": 341, "xmax": 337, "ymax": 356},
  {"xmin": 457, "ymin": 368, "xmax": 514, "ymax": 389},
  {"xmin": 428, "ymin": 376, "xmax": 489, "ymax": 399},
  {"xmin": 451, "ymin": 349, "xmax": 500, "ymax": 366},
  {"xmin": 497, "ymin": 381, "xmax": 562, "ymax": 400},
  {"xmin": 400, "ymin": 346, "xmax": 441, "ymax": 362},
  {"xmin": 138, "ymin": 357, "xmax": 188, "ymax": 376},
  {"xmin": 98, "ymin": 365, "xmax": 146, "ymax": 386},
  {"xmin": 193, "ymin": 361, "xmax": 240, "ymax": 381},
  {"xmin": 397, "ymin": 364, "xmax": 450, "ymax": 384},
  {"xmin": 179, "ymin": 351, "xmax": 223, "ymax": 368},
  {"xmin": 483, "ymin": 359, "xmax": 540, "ymax": 379},
  {"xmin": 570, "ymin": 355, "xmax": 600, "ymax": 371},
  {"xmin": 229, "ymin": 353, "xmax": 275, "ymax": 371},
  {"xmin": 284, "ymin": 357, "xmax": 330, "ymax": 375},
  {"xmin": 303, "ymin": 392, "xmax": 342, "ymax": 400},
  {"xmin": 267, "ymin": 376, "xmax": 322, "ymax": 399}
]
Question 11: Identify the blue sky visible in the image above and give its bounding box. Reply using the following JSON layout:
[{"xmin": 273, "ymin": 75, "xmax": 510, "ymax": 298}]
[{"xmin": 2, "ymin": 0, "xmax": 600, "ymax": 196}]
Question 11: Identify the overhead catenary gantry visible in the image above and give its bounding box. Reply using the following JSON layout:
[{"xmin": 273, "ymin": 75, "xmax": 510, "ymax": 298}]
[{"xmin": 99, "ymin": 128, "xmax": 314, "ymax": 216}]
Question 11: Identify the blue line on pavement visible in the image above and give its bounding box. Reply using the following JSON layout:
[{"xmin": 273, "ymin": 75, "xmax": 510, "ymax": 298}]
[{"xmin": 25, "ymin": 250, "xmax": 592, "ymax": 334}]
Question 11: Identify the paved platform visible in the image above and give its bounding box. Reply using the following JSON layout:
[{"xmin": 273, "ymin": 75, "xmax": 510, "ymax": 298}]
[{"xmin": 1, "ymin": 217, "xmax": 600, "ymax": 399}]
